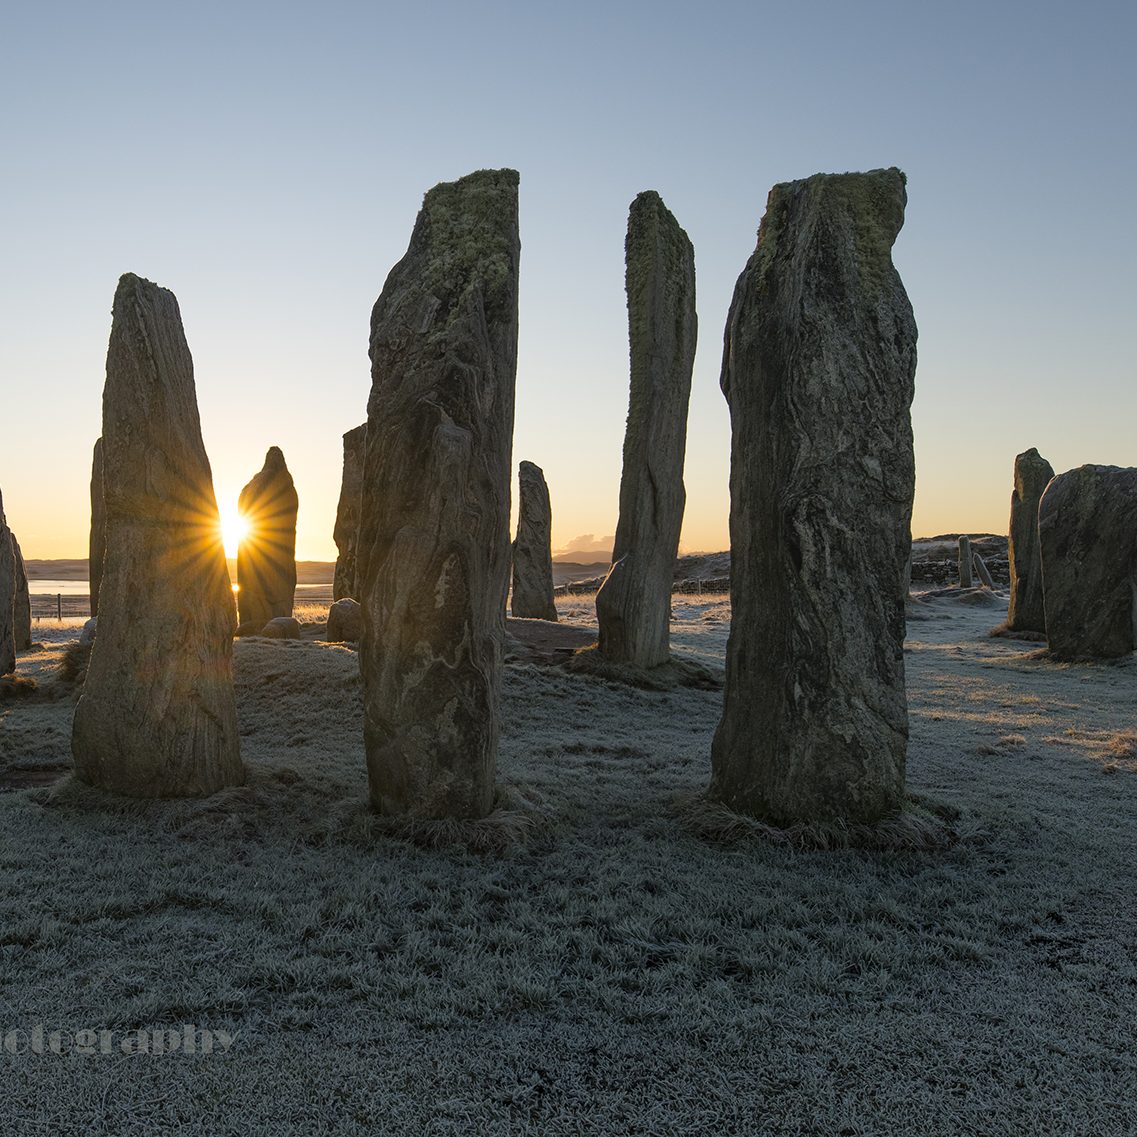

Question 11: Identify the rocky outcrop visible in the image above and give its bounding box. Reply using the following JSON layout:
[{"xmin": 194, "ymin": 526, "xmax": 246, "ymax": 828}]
[
  {"xmin": 1006, "ymin": 448, "xmax": 1054, "ymax": 633},
  {"xmin": 710, "ymin": 168, "xmax": 917, "ymax": 825},
  {"xmin": 595, "ymin": 191, "xmax": 697, "ymax": 667},
  {"xmin": 510, "ymin": 460, "xmax": 557, "ymax": 620},
  {"xmin": 237, "ymin": 447, "xmax": 298, "ymax": 629},
  {"xmin": 0, "ymin": 490, "xmax": 13, "ymax": 676},
  {"xmin": 358, "ymin": 168, "xmax": 520, "ymax": 819},
  {"xmin": 89, "ymin": 437, "xmax": 105, "ymax": 618},
  {"xmin": 11, "ymin": 534, "xmax": 30, "ymax": 651},
  {"xmin": 71, "ymin": 273, "xmax": 243, "ymax": 797},
  {"xmin": 333, "ymin": 423, "xmax": 367, "ymax": 600},
  {"xmin": 1039, "ymin": 464, "xmax": 1137, "ymax": 660}
]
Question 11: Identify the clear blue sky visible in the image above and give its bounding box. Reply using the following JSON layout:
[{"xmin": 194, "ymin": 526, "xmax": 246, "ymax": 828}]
[{"xmin": 2, "ymin": 0, "xmax": 1134, "ymax": 558}]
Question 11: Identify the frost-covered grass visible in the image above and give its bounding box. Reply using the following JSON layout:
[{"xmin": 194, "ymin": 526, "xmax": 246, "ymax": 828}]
[{"xmin": 0, "ymin": 596, "xmax": 1134, "ymax": 1134}]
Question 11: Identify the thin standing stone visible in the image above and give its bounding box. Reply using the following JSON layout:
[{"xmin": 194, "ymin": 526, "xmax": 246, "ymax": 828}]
[
  {"xmin": 1006, "ymin": 448, "xmax": 1054, "ymax": 632},
  {"xmin": 510, "ymin": 460, "xmax": 558, "ymax": 621},
  {"xmin": 358, "ymin": 169, "xmax": 520, "ymax": 819},
  {"xmin": 237, "ymin": 447, "xmax": 299, "ymax": 629},
  {"xmin": 333, "ymin": 423, "xmax": 367, "ymax": 600},
  {"xmin": 89, "ymin": 437, "xmax": 105, "ymax": 618}
]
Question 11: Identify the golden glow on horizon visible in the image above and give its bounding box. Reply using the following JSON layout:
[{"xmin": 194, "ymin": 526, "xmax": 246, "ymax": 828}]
[{"xmin": 220, "ymin": 505, "xmax": 250, "ymax": 558}]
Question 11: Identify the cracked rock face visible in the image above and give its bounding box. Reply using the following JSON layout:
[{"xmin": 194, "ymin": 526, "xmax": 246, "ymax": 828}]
[
  {"xmin": 1006, "ymin": 448, "xmax": 1054, "ymax": 633},
  {"xmin": 237, "ymin": 446, "xmax": 299, "ymax": 629},
  {"xmin": 1039, "ymin": 464, "xmax": 1137, "ymax": 660},
  {"xmin": 596, "ymin": 191, "xmax": 696, "ymax": 668},
  {"xmin": 333, "ymin": 423, "xmax": 367, "ymax": 601},
  {"xmin": 711, "ymin": 168, "xmax": 917, "ymax": 825},
  {"xmin": 358, "ymin": 169, "xmax": 520, "ymax": 819},
  {"xmin": 511, "ymin": 460, "xmax": 558, "ymax": 621},
  {"xmin": 89, "ymin": 437, "xmax": 106, "ymax": 618},
  {"xmin": 0, "ymin": 490, "xmax": 13, "ymax": 676},
  {"xmin": 71, "ymin": 273, "xmax": 243, "ymax": 798}
]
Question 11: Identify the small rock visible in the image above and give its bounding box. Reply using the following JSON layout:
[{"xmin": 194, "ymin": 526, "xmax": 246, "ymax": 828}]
[
  {"xmin": 260, "ymin": 617, "xmax": 301, "ymax": 640},
  {"xmin": 326, "ymin": 598, "xmax": 361, "ymax": 643}
]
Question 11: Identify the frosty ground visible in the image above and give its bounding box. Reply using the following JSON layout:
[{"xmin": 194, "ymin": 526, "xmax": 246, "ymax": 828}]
[{"xmin": 0, "ymin": 591, "xmax": 1134, "ymax": 1135}]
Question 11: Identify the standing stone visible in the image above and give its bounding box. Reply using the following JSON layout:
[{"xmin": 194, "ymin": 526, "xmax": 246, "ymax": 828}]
[
  {"xmin": 358, "ymin": 168, "xmax": 520, "ymax": 819},
  {"xmin": 89, "ymin": 437, "xmax": 106, "ymax": 617},
  {"xmin": 71, "ymin": 273, "xmax": 243, "ymax": 797},
  {"xmin": 237, "ymin": 447, "xmax": 298, "ymax": 629},
  {"xmin": 710, "ymin": 169, "xmax": 917, "ymax": 825},
  {"xmin": 511, "ymin": 460, "xmax": 558, "ymax": 621},
  {"xmin": 1006, "ymin": 448, "xmax": 1054, "ymax": 632},
  {"xmin": 957, "ymin": 535, "xmax": 974, "ymax": 589},
  {"xmin": 0, "ymin": 490, "xmax": 13, "ymax": 676},
  {"xmin": 1039, "ymin": 464, "xmax": 1137, "ymax": 660},
  {"xmin": 11, "ymin": 534, "xmax": 31, "ymax": 651},
  {"xmin": 595, "ymin": 191, "xmax": 697, "ymax": 668},
  {"xmin": 333, "ymin": 423, "xmax": 367, "ymax": 600}
]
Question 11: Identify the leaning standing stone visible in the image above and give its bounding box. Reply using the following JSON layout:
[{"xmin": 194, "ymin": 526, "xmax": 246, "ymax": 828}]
[
  {"xmin": 1006, "ymin": 447, "xmax": 1054, "ymax": 632},
  {"xmin": 710, "ymin": 169, "xmax": 917, "ymax": 825},
  {"xmin": 11, "ymin": 534, "xmax": 31, "ymax": 651},
  {"xmin": 510, "ymin": 460, "xmax": 558, "ymax": 621},
  {"xmin": 89, "ymin": 437, "xmax": 105, "ymax": 617},
  {"xmin": 595, "ymin": 191, "xmax": 697, "ymax": 667},
  {"xmin": 358, "ymin": 168, "xmax": 520, "ymax": 819},
  {"xmin": 237, "ymin": 447, "xmax": 299, "ymax": 629},
  {"xmin": 1039, "ymin": 464, "xmax": 1137, "ymax": 660},
  {"xmin": 71, "ymin": 273, "xmax": 243, "ymax": 797},
  {"xmin": 333, "ymin": 423, "xmax": 367, "ymax": 600},
  {"xmin": 0, "ymin": 491, "xmax": 14, "ymax": 676}
]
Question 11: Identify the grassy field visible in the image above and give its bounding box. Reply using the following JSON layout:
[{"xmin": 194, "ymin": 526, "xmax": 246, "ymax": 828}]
[{"xmin": 0, "ymin": 593, "xmax": 1134, "ymax": 1134}]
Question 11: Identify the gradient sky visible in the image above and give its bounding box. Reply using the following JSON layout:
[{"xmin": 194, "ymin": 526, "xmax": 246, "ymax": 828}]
[{"xmin": 2, "ymin": 1, "xmax": 1134, "ymax": 560}]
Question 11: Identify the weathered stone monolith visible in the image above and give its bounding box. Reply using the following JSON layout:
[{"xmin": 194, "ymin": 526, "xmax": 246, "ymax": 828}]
[
  {"xmin": 71, "ymin": 273, "xmax": 243, "ymax": 797},
  {"xmin": 710, "ymin": 168, "xmax": 917, "ymax": 825},
  {"xmin": 11, "ymin": 534, "xmax": 31, "ymax": 651},
  {"xmin": 358, "ymin": 168, "xmax": 520, "ymax": 819},
  {"xmin": 333, "ymin": 423, "xmax": 367, "ymax": 600},
  {"xmin": 511, "ymin": 461, "xmax": 558, "ymax": 621},
  {"xmin": 0, "ymin": 491, "xmax": 14, "ymax": 676},
  {"xmin": 237, "ymin": 447, "xmax": 298, "ymax": 629},
  {"xmin": 89, "ymin": 437, "xmax": 105, "ymax": 617},
  {"xmin": 1006, "ymin": 448, "xmax": 1054, "ymax": 632},
  {"xmin": 1038, "ymin": 464, "xmax": 1137, "ymax": 660},
  {"xmin": 958, "ymin": 535, "xmax": 974, "ymax": 589},
  {"xmin": 595, "ymin": 191, "xmax": 697, "ymax": 668}
]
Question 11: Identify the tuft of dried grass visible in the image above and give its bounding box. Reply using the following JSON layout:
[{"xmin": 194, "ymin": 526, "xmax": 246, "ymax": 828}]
[
  {"xmin": 676, "ymin": 791, "xmax": 960, "ymax": 852},
  {"xmin": 57, "ymin": 639, "xmax": 92, "ymax": 684},
  {"xmin": 0, "ymin": 674, "xmax": 38, "ymax": 700}
]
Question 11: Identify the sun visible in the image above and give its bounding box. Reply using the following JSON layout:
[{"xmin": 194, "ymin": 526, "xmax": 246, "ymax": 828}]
[{"xmin": 219, "ymin": 503, "xmax": 250, "ymax": 558}]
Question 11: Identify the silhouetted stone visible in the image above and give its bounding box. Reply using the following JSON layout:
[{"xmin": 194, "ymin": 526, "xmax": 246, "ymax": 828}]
[
  {"xmin": 1039, "ymin": 464, "xmax": 1137, "ymax": 660},
  {"xmin": 11, "ymin": 534, "xmax": 30, "ymax": 651},
  {"xmin": 958, "ymin": 535, "xmax": 974, "ymax": 589},
  {"xmin": 358, "ymin": 168, "xmax": 520, "ymax": 819},
  {"xmin": 1006, "ymin": 448, "xmax": 1054, "ymax": 633},
  {"xmin": 89, "ymin": 437, "xmax": 105, "ymax": 618},
  {"xmin": 333, "ymin": 424, "xmax": 367, "ymax": 600},
  {"xmin": 326, "ymin": 597, "xmax": 361, "ymax": 643},
  {"xmin": 71, "ymin": 273, "xmax": 243, "ymax": 797},
  {"xmin": 510, "ymin": 461, "xmax": 558, "ymax": 621},
  {"xmin": 237, "ymin": 447, "xmax": 298, "ymax": 629},
  {"xmin": 596, "ymin": 191, "xmax": 697, "ymax": 667},
  {"xmin": 0, "ymin": 490, "xmax": 13, "ymax": 676},
  {"xmin": 711, "ymin": 168, "xmax": 917, "ymax": 825}
]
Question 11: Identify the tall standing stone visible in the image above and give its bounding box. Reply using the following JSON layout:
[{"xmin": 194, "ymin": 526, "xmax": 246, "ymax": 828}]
[
  {"xmin": 237, "ymin": 447, "xmax": 298, "ymax": 629},
  {"xmin": 333, "ymin": 423, "xmax": 367, "ymax": 600},
  {"xmin": 11, "ymin": 534, "xmax": 31, "ymax": 651},
  {"xmin": 89, "ymin": 437, "xmax": 105, "ymax": 617},
  {"xmin": 957, "ymin": 535, "xmax": 974, "ymax": 589},
  {"xmin": 0, "ymin": 490, "xmax": 14, "ymax": 676},
  {"xmin": 1039, "ymin": 464, "xmax": 1137, "ymax": 660},
  {"xmin": 1006, "ymin": 447, "xmax": 1054, "ymax": 632},
  {"xmin": 595, "ymin": 191, "xmax": 697, "ymax": 668},
  {"xmin": 358, "ymin": 168, "xmax": 520, "ymax": 819},
  {"xmin": 711, "ymin": 169, "xmax": 917, "ymax": 825},
  {"xmin": 511, "ymin": 460, "xmax": 558, "ymax": 621},
  {"xmin": 71, "ymin": 273, "xmax": 243, "ymax": 797}
]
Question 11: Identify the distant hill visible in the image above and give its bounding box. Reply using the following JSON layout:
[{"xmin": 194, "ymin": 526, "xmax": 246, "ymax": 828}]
[{"xmin": 25, "ymin": 558, "xmax": 337, "ymax": 585}]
